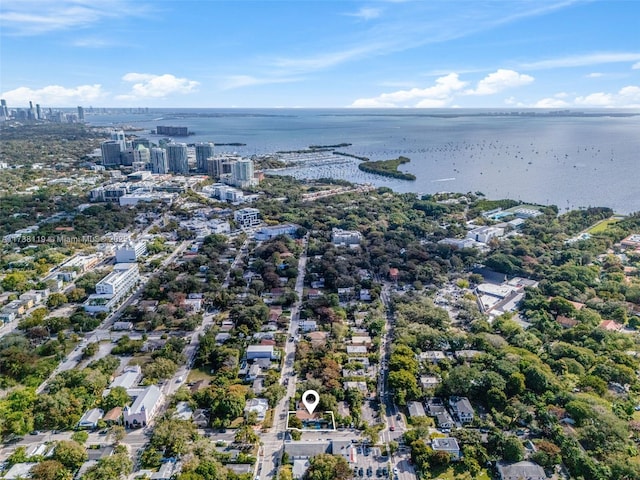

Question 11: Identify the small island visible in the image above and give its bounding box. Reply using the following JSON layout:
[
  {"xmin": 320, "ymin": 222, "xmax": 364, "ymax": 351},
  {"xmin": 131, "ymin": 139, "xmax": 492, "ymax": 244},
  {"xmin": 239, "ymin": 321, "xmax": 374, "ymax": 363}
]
[{"xmin": 358, "ymin": 155, "xmax": 416, "ymax": 180}]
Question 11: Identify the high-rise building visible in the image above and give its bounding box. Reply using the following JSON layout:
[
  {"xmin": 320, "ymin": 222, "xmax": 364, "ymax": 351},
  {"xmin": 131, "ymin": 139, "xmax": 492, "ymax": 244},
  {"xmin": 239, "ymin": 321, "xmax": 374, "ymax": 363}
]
[
  {"xmin": 110, "ymin": 129, "xmax": 127, "ymax": 150},
  {"xmin": 0, "ymin": 99, "xmax": 8, "ymax": 118},
  {"xmin": 195, "ymin": 142, "xmax": 215, "ymax": 173},
  {"xmin": 77, "ymin": 106, "xmax": 85, "ymax": 121},
  {"xmin": 231, "ymin": 158, "xmax": 256, "ymax": 188},
  {"xmin": 133, "ymin": 144, "xmax": 150, "ymax": 168},
  {"xmin": 35, "ymin": 104, "xmax": 42, "ymax": 120},
  {"xmin": 132, "ymin": 138, "xmax": 151, "ymax": 149},
  {"xmin": 120, "ymin": 147, "xmax": 134, "ymax": 166},
  {"xmin": 207, "ymin": 153, "xmax": 239, "ymax": 179},
  {"xmin": 101, "ymin": 140, "xmax": 123, "ymax": 167},
  {"xmin": 165, "ymin": 143, "xmax": 189, "ymax": 174},
  {"xmin": 150, "ymin": 148, "xmax": 168, "ymax": 174}
]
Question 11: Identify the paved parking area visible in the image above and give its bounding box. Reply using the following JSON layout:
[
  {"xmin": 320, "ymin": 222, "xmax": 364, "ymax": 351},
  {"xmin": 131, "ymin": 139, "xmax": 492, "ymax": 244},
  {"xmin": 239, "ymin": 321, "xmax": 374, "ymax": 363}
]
[{"xmin": 351, "ymin": 444, "xmax": 391, "ymax": 479}]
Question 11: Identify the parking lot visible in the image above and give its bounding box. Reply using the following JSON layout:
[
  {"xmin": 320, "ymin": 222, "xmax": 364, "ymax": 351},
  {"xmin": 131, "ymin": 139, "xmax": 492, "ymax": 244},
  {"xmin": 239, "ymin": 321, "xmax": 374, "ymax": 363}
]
[{"xmin": 351, "ymin": 444, "xmax": 391, "ymax": 479}]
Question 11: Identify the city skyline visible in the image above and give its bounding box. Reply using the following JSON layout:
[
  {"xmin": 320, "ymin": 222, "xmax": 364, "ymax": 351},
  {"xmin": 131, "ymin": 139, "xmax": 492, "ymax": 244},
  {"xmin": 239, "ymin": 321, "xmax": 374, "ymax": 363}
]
[{"xmin": 0, "ymin": 0, "xmax": 639, "ymax": 109}]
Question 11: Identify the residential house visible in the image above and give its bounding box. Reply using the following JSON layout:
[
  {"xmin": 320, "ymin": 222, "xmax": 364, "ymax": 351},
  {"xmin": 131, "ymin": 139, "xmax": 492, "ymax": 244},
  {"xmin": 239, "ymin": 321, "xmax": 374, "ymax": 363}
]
[
  {"xmin": 496, "ymin": 461, "xmax": 546, "ymax": 480},
  {"xmin": 407, "ymin": 401, "xmax": 426, "ymax": 418},
  {"xmin": 346, "ymin": 345, "xmax": 368, "ymax": 355},
  {"xmin": 103, "ymin": 407, "xmax": 123, "ymax": 425},
  {"xmin": 299, "ymin": 320, "xmax": 318, "ymax": 332},
  {"xmin": 246, "ymin": 345, "xmax": 277, "ymax": 361},
  {"xmin": 343, "ymin": 382, "xmax": 368, "ymax": 394},
  {"xmin": 556, "ymin": 315, "xmax": 579, "ymax": 328},
  {"xmin": 420, "ymin": 376, "xmax": 441, "ymax": 390},
  {"xmin": 599, "ymin": 319, "xmax": 624, "ymax": 331},
  {"xmin": 244, "ymin": 398, "xmax": 269, "ymax": 422},
  {"xmin": 77, "ymin": 408, "xmax": 104, "ymax": 429},
  {"xmin": 432, "ymin": 438, "xmax": 461, "ymax": 461},
  {"xmin": 193, "ymin": 409, "xmax": 209, "ymax": 428},
  {"xmin": 419, "ymin": 351, "xmax": 446, "ymax": 363},
  {"xmin": 449, "ymin": 396, "xmax": 474, "ymax": 423},
  {"xmin": 359, "ymin": 289, "xmax": 372, "ymax": 301}
]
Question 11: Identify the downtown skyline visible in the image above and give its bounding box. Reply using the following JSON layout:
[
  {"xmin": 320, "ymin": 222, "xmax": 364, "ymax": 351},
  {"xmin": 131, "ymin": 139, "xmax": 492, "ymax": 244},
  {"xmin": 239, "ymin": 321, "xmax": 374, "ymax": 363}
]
[{"xmin": 1, "ymin": 0, "xmax": 639, "ymax": 109}]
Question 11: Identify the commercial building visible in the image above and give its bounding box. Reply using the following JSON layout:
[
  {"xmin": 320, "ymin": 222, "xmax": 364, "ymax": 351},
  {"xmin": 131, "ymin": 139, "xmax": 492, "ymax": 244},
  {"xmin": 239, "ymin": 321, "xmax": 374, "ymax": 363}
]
[
  {"xmin": 133, "ymin": 144, "xmax": 150, "ymax": 168},
  {"xmin": 466, "ymin": 225, "xmax": 505, "ymax": 243},
  {"xmin": 123, "ymin": 385, "xmax": 163, "ymax": 428},
  {"xmin": 207, "ymin": 154, "xmax": 239, "ymax": 179},
  {"xmin": 84, "ymin": 263, "xmax": 140, "ymax": 313},
  {"xmin": 115, "ymin": 241, "xmax": 147, "ymax": 263},
  {"xmin": 234, "ymin": 207, "xmax": 261, "ymax": 228},
  {"xmin": 231, "ymin": 158, "xmax": 256, "ymax": 188},
  {"xmin": 156, "ymin": 125, "xmax": 188, "ymax": 136},
  {"xmin": 89, "ymin": 183, "xmax": 129, "ymax": 202},
  {"xmin": 166, "ymin": 143, "xmax": 189, "ymax": 174},
  {"xmin": 211, "ymin": 184, "xmax": 244, "ymax": 203},
  {"xmin": 254, "ymin": 224, "xmax": 298, "ymax": 241},
  {"xmin": 195, "ymin": 142, "xmax": 215, "ymax": 173},
  {"xmin": 119, "ymin": 191, "xmax": 176, "ymax": 206},
  {"xmin": 101, "ymin": 140, "xmax": 122, "ymax": 167},
  {"xmin": 150, "ymin": 147, "xmax": 169, "ymax": 174},
  {"xmin": 332, "ymin": 228, "xmax": 362, "ymax": 246}
]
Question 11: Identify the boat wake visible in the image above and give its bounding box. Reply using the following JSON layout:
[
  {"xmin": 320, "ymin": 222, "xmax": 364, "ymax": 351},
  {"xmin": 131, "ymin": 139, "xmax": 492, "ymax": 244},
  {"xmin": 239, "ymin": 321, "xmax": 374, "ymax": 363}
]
[{"xmin": 432, "ymin": 177, "xmax": 456, "ymax": 182}]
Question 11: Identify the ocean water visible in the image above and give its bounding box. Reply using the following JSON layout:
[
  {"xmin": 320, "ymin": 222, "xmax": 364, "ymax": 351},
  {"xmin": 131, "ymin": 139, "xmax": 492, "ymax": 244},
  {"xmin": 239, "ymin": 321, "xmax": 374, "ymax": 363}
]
[{"xmin": 86, "ymin": 109, "xmax": 640, "ymax": 214}]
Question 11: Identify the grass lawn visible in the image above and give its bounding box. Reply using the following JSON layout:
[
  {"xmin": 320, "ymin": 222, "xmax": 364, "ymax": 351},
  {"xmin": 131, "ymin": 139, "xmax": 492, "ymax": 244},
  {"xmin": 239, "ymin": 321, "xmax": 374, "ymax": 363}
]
[
  {"xmin": 427, "ymin": 465, "xmax": 491, "ymax": 480},
  {"xmin": 186, "ymin": 365, "xmax": 215, "ymax": 383},
  {"xmin": 588, "ymin": 217, "xmax": 619, "ymax": 234}
]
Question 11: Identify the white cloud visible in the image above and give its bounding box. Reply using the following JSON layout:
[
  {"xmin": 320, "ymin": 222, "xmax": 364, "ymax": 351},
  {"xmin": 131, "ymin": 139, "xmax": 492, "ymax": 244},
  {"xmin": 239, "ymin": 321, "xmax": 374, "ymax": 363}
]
[
  {"xmin": 351, "ymin": 73, "xmax": 467, "ymax": 107},
  {"xmin": 532, "ymin": 98, "xmax": 570, "ymax": 108},
  {"xmin": 219, "ymin": 75, "xmax": 301, "ymax": 90},
  {"xmin": 117, "ymin": 73, "xmax": 199, "ymax": 99},
  {"xmin": 345, "ymin": 7, "xmax": 383, "ymax": 21},
  {"xmin": 466, "ymin": 69, "xmax": 534, "ymax": 95},
  {"xmin": 574, "ymin": 92, "xmax": 614, "ymax": 106},
  {"xmin": 633, "ymin": 62, "xmax": 640, "ymax": 70},
  {"xmin": 0, "ymin": 0, "xmax": 149, "ymax": 35},
  {"xmin": 0, "ymin": 84, "xmax": 106, "ymax": 107},
  {"xmin": 522, "ymin": 52, "xmax": 640, "ymax": 70},
  {"xmin": 531, "ymin": 85, "xmax": 640, "ymax": 108},
  {"xmin": 586, "ymin": 72, "xmax": 603, "ymax": 78}
]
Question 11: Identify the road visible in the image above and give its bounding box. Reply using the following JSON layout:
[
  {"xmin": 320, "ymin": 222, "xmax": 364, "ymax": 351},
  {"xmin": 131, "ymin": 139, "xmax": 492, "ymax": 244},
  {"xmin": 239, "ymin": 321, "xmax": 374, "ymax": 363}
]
[
  {"xmin": 379, "ymin": 285, "xmax": 418, "ymax": 480},
  {"xmin": 35, "ymin": 240, "xmax": 190, "ymax": 395},
  {"xmin": 257, "ymin": 234, "xmax": 309, "ymax": 479}
]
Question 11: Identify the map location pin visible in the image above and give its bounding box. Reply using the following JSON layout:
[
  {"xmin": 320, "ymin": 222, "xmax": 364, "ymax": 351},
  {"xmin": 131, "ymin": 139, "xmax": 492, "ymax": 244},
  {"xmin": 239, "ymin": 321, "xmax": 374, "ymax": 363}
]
[{"xmin": 302, "ymin": 390, "xmax": 320, "ymax": 415}]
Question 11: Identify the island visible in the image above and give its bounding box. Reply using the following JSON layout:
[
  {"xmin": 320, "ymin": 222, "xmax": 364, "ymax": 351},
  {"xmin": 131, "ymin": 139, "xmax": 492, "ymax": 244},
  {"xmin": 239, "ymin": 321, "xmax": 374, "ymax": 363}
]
[{"xmin": 357, "ymin": 155, "xmax": 416, "ymax": 180}]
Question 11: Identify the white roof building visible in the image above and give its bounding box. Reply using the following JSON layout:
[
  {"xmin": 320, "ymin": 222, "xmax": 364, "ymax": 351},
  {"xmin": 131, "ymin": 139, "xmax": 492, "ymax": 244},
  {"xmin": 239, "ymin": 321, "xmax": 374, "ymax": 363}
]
[
  {"xmin": 244, "ymin": 398, "xmax": 269, "ymax": 421},
  {"xmin": 77, "ymin": 408, "xmax": 104, "ymax": 429},
  {"xmin": 123, "ymin": 385, "xmax": 163, "ymax": 428}
]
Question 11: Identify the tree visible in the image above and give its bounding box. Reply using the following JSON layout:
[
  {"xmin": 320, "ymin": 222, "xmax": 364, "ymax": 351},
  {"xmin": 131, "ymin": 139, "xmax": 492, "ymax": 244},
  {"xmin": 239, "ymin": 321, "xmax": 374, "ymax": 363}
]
[
  {"xmin": 53, "ymin": 440, "xmax": 89, "ymax": 470},
  {"xmin": 234, "ymin": 424, "xmax": 259, "ymax": 446},
  {"xmin": 101, "ymin": 386, "xmax": 130, "ymax": 411},
  {"xmin": 304, "ymin": 453, "xmax": 351, "ymax": 480},
  {"xmin": 502, "ymin": 436, "xmax": 525, "ymax": 462},
  {"xmin": 279, "ymin": 465, "xmax": 294, "ymax": 480},
  {"xmin": 47, "ymin": 293, "xmax": 68, "ymax": 308},
  {"xmin": 82, "ymin": 452, "xmax": 132, "ymax": 480},
  {"xmin": 150, "ymin": 418, "xmax": 195, "ymax": 457},
  {"xmin": 71, "ymin": 431, "xmax": 88, "ymax": 444},
  {"xmin": 109, "ymin": 425, "xmax": 126, "ymax": 445},
  {"xmin": 30, "ymin": 460, "xmax": 72, "ymax": 480}
]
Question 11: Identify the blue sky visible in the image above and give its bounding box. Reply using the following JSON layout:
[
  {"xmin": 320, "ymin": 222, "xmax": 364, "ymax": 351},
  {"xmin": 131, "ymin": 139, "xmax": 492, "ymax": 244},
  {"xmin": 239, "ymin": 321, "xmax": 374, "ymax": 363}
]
[{"xmin": 1, "ymin": 0, "xmax": 639, "ymax": 108}]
